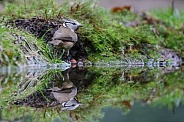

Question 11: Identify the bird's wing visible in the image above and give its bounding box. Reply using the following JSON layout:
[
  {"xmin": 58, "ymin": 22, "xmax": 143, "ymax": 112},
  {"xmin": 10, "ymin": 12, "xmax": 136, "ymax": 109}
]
[
  {"xmin": 48, "ymin": 39, "xmax": 63, "ymax": 45},
  {"xmin": 52, "ymin": 27, "xmax": 77, "ymax": 42},
  {"xmin": 54, "ymin": 35, "xmax": 73, "ymax": 41}
]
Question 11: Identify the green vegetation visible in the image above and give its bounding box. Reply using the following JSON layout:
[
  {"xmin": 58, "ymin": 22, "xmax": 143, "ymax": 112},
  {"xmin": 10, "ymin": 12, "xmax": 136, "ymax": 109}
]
[
  {"xmin": 150, "ymin": 8, "xmax": 184, "ymax": 56},
  {"xmin": 0, "ymin": 66, "xmax": 184, "ymax": 121},
  {"xmin": 0, "ymin": 25, "xmax": 55, "ymax": 66},
  {"xmin": 0, "ymin": 0, "xmax": 183, "ymax": 64},
  {"xmin": 0, "ymin": 1, "xmax": 183, "ymax": 121},
  {"xmin": 0, "ymin": 25, "xmax": 25, "ymax": 66}
]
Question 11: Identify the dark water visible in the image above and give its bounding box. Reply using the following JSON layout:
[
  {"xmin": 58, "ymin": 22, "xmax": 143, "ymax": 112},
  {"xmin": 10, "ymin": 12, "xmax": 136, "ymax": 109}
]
[
  {"xmin": 0, "ymin": 64, "xmax": 183, "ymax": 122},
  {"xmin": 101, "ymin": 103, "xmax": 184, "ymax": 122}
]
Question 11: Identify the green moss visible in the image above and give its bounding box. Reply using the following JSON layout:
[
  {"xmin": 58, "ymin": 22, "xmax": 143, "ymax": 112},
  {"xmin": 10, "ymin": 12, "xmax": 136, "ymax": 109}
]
[
  {"xmin": 1, "ymin": 64, "xmax": 184, "ymax": 121},
  {"xmin": 0, "ymin": 25, "xmax": 25, "ymax": 66},
  {"xmin": 149, "ymin": 8, "xmax": 184, "ymax": 56},
  {"xmin": 1, "ymin": 0, "xmax": 184, "ymax": 63},
  {"xmin": 0, "ymin": 2, "xmax": 183, "ymax": 121}
]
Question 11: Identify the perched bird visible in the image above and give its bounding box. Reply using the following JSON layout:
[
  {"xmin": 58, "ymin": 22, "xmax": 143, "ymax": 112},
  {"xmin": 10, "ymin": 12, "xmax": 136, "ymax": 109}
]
[{"xmin": 49, "ymin": 18, "xmax": 82, "ymax": 61}]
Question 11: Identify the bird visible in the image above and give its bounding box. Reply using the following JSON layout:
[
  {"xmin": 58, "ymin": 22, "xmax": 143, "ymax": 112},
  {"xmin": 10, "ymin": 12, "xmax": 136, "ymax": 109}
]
[
  {"xmin": 49, "ymin": 69, "xmax": 82, "ymax": 111},
  {"xmin": 61, "ymin": 97, "xmax": 82, "ymax": 111},
  {"xmin": 48, "ymin": 18, "xmax": 82, "ymax": 61}
]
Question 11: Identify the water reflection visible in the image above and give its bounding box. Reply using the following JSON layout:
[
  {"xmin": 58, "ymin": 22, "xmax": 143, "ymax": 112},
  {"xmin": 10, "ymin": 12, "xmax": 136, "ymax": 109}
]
[
  {"xmin": 101, "ymin": 102, "xmax": 184, "ymax": 122},
  {"xmin": 49, "ymin": 69, "xmax": 82, "ymax": 111},
  {"xmin": 12, "ymin": 68, "xmax": 85, "ymax": 111},
  {"xmin": 120, "ymin": 64, "xmax": 181, "ymax": 83},
  {"xmin": 0, "ymin": 64, "xmax": 183, "ymax": 121}
]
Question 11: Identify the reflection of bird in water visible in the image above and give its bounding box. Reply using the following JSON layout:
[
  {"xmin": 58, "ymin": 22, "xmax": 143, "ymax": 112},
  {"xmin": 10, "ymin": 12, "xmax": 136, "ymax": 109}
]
[
  {"xmin": 61, "ymin": 97, "xmax": 82, "ymax": 111},
  {"xmin": 50, "ymin": 69, "xmax": 82, "ymax": 111},
  {"xmin": 51, "ymin": 86, "xmax": 82, "ymax": 111}
]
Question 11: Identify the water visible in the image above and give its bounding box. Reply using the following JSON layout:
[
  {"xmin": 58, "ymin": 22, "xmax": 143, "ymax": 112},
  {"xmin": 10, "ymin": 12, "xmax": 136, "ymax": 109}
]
[
  {"xmin": 101, "ymin": 103, "xmax": 184, "ymax": 122},
  {"xmin": 0, "ymin": 64, "xmax": 183, "ymax": 122}
]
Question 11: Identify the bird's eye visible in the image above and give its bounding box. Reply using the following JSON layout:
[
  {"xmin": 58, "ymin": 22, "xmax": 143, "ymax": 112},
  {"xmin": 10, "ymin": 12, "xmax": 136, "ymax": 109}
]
[{"xmin": 72, "ymin": 23, "xmax": 76, "ymax": 25}]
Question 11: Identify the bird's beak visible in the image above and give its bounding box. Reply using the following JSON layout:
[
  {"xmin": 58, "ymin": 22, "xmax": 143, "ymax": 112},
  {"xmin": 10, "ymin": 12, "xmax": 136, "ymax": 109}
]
[
  {"xmin": 78, "ymin": 102, "xmax": 83, "ymax": 106},
  {"xmin": 78, "ymin": 24, "xmax": 83, "ymax": 27}
]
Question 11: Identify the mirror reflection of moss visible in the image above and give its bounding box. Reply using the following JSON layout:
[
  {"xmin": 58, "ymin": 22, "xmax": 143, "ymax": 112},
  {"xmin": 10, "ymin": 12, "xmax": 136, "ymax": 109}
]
[
  {"xmin": 1, "ymin": 66, "xmax": 184, "ymax": 121},
  {"xmin": 151, "ymin": 69, "xmax": 184, "ymax": 109}
]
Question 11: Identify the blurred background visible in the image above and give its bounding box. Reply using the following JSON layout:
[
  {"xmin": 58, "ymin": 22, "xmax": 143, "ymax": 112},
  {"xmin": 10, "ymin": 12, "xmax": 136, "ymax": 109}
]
[
  {"xmin": 1, "ymin": 0, "xmax": 184, "ymax": 12},
  {"xmin": 55, "ymin": 0, "xmax": 184, "ymax": 11},
  {"xmin": 98, "ymin": 0, "xmax": 184, "ymax": 11}
]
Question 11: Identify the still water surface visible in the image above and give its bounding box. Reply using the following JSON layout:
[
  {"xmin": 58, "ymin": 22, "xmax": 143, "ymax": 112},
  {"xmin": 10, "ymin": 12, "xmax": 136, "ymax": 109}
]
[
  {"xmin": 101, "ymin": 103, "xmax": 184, "ymax": 122},
  {"xmin": 0, "ymin": 65, "xmax": 183, "ymax": 122}
]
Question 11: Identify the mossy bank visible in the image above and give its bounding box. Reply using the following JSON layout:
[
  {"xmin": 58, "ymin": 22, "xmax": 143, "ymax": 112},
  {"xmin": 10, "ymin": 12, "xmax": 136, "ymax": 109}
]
[{"xmin": 0, "ymin": 0, "xmax": 183, "ymax": 66}]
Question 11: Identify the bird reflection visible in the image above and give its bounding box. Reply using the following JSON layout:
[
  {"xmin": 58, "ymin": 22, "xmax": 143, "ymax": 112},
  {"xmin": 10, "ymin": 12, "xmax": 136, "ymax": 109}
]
[
  {"xmin": 12, "ymin": 67, "xmax": 85, "ymax": 111},
  {"xmin": 49, "ymin": 69, "xmax": 82, "ymax": 111}
]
